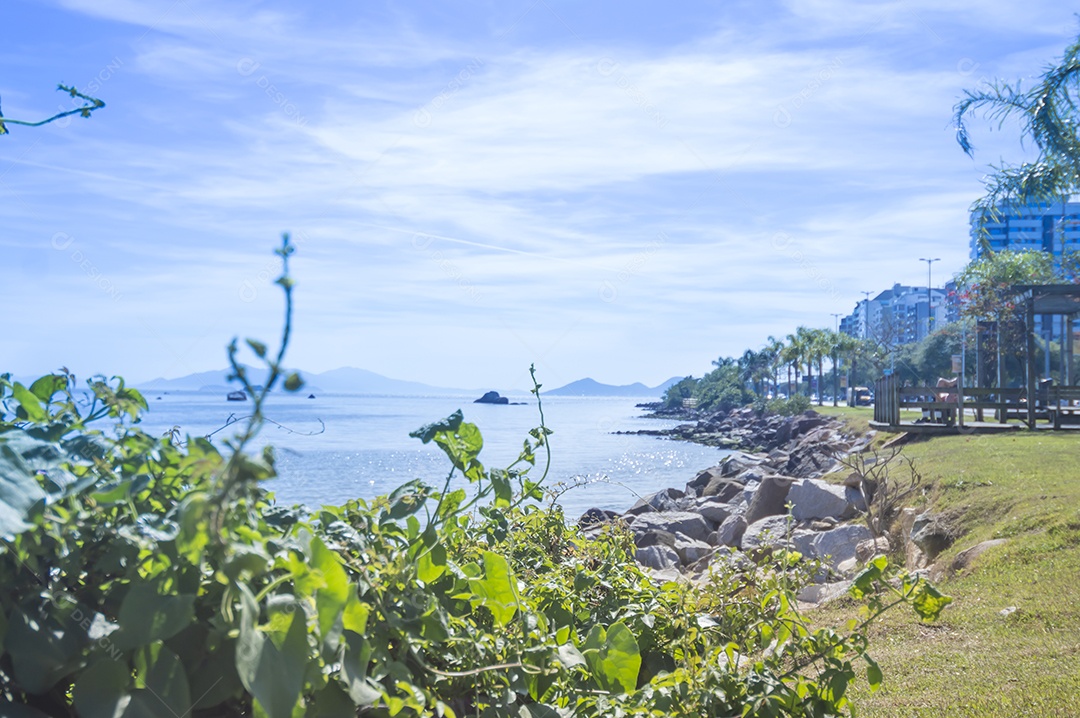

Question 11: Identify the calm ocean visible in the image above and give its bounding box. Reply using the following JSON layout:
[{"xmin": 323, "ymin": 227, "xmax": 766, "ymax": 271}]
[{"xmin": 136, "ymin": 392, "xmax": 729, "ymax": 521}]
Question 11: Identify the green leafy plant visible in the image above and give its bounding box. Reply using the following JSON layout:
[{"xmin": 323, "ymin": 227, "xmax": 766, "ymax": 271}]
[{"xmin": 0, "ymin": 238, "xmax": 949, "ymax": 717}]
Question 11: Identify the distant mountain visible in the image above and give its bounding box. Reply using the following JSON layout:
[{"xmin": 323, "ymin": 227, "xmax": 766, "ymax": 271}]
[
  {"xmin": 544, "ymin": 377, "xmax": 682, "ymax": 397},
  {"xmin": 138, "ymin": 366, "xmax": 268, "ymax": 392},
  {"xmin": 310, "ymin": 368, "xmax": 468, "ymax": 395},
  {"xmin": 137, "ymin": 366, "xmax": 472, "ymax": 396}
]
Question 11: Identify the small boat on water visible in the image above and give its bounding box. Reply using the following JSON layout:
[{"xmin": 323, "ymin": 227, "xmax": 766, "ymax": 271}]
[{"xmin": 226, "ymin": 390, "xmax": 247, "ymax": 401}]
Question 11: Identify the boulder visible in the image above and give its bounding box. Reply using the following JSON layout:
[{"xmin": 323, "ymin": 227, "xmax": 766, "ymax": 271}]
[
  {"xmin": 694, "ymin": 498, "xmax": 733, "ymax": 526},
  {"xmin": 701, "ymin": 477, "xmax": 746, "ymax": 502},
  {"xmin": 951, "ymin": 539, "xmax": 1007, "ymax": 573},
  {"xmin": 742, "ymin": 515, "xmax": 797, "ymax": 551},
  {"xmin": 634, "ymin": 529, "xmax": 676, "ymax": 549},
  {"xmin": 910, "ymin": 512, "xmax": 954, "ymax": 559},
  {"xmin": 810, "ymin": 524, "xmax": 873, "ymax": 569},
  {"xmin": 855, "ymin": 536, "xmax": 891, "ymax": 564},
  {"xmin": 625, "ymin": 487, "xmax": 687, "ymax": 516},
  {"xmin": 844, "ymin": 486, "xmax": 867, "ymax": 513},
  {"xmin": 474, "ymin": 391, "xmax": 509, "ymax": 405},
  {"xmin": 797, "ymin": 581, "xmax": 852, "ymax": 605},
  {"xmin": 899, "ymin": 507, "xmax": 928, "ymax": 569},
  {"xmin": 673, "ymin": 534, "xmax": 714, "ymax": 564},
  {"xmin": 744, "ymin": 475, "xmax": 795, "ymax": 524},
  {"xmin": 787, "ymin": 479, "xmax": 857, "ymax": 522},
  {"xmin": 578, "ymin": 507, "xmax": 620, "ymax": 527},
  {"xmin": 835, "ymin": 557, "xmax": 859, "ymax": 576},
  {"xmin": 791, "ymin": 412, "xmax": 828, "ymax": 438},
  {"xmin": 628, "ymin": 511, "xmax": 712, "ymax": 543},
  {"xmin": 719, "ymin": 451, "xmax": 766, "ymax": 478},
  {"xmin": 685, "ymin": 466, "xmax": 723, "ymax": 497},
  {"xmin": 712, "ymin": 514, "xmax": 747, "ymax": 548},
  {"xmin": 636, "ymin": 545, "xmax": 680, "ymax": 571}
]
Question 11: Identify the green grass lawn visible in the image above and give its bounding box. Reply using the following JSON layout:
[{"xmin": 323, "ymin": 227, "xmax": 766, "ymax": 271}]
[{"xmin": 811, "ymin": 422, "xmax": 1080, "ymax": 716}]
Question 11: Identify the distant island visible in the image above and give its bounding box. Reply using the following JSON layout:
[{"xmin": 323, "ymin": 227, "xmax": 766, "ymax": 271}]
[
  {"xmin": 543, "ymin": 377, "xmax": 682, "ymax": 397},
  {"xmin": 134, "ymin": 366, "xmax": 679, "ymax": 398}
]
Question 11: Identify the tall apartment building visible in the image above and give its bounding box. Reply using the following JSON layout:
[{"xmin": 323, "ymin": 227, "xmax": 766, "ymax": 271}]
[
  {"xmin": 970, "ymin": 200, "xmax": 1080, "ymax": 260},
  {"xmin": 840, "ymin": 284, "xmax": 949, "ymax": 345},
  {"xmin": 970, "ymin": 200, "xmax": 1080, "ymax": 341}
]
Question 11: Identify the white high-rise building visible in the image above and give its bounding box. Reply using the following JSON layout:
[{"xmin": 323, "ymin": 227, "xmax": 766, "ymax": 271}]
[{"xmin": 970, "ymin": 200, "xmax": 1080, "ymax": 260}]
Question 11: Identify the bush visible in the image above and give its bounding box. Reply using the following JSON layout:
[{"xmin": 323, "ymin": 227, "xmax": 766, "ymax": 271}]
[
  {"xmin": 0, "ymin": 240, "xmax": 950, "ymax": 716},
  {"xmin": 767, "ymin": 393, "xmax": 812, "ymax": 416}
]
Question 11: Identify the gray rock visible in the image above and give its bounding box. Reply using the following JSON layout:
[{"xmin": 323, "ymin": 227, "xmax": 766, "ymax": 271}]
[
  {"xmin": 578, "ymin": 507, "xmax": 620, "ymax": 527},
  {"xmin": 719, "ymin": 451, "xmax": 766, "ymax": 478},
  {"xmin": 634, "ymin": 529, "xmax": 676, "ymax": 549},
  {"xmin": 951, "ymin": 539, "xmax": 1007, "ymax": 573},
  {"xmin": 844, "ymin": 486, "xmax": 867, "ymax": 513},
  {"xmin": 694, "ymin": 498, "xmax": 733, "ymax": 526},
  {"xmin": 791, "ymin": 529, "xmax": 817, "ymax": 557},
  {"xmin": 625, "ymin": 487, "xmax": 688, "ymax": 516},
  {"xmin": 855, "ymin": 536, "xmax": 891, "ymax": 564},
  {"xmin": 910, "ymin": 512, "xmax": 953, "ymax": 558},
  {"xmin": 628, "ymin": 511, "xmax": 712, "ymax": 543},
  {"xmin": 636, "ymin": 544, "xmax": 680, "ymax": 570},
  {"xmin": 740, "ymin": 480, "xmax": 760, "ymax": 506},
  {"xmin": 744, "ymin": 475, "xmax": 795, "ymax": 525},
  {"xmin": 787, "ymin": 479, "xmax": 857, "ymax": 522},
  {"xmin": 836, "ymin": 557, "xmax": 859, "ymax": 576},
  {"xmin": 712, "ymin": 514, "xmax": 747, "ymax": 548},
  {"xmin": 673, "ymin": 534, "xmax": 714, "ymax": 564},
  {"xmin": 842, "ymin": 471, "xmax": 863, "ymax": 488},
  {"xmin": 685, "ymin": 466, "xmax": 723, "ymax": 496},
  {"xmin": 810, "ymin": 524, "xmax": 873, "ymax": 569},
  {"xmin": 797, "ymin": 580, "xmax": 852, "ymax": 605},
  {"xmin": 742, "ymin": 514, "xmax": 797, "ymax": 551},
  {"xmin": 701, "ymin": 476, "xmax": 746, "ymax": 502},
  {"xmin": 899, "ymin": 507, "xmax": 928, "ymax": 569}
]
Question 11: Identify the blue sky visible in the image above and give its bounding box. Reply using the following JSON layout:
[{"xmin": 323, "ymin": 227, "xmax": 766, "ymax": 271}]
[{"xmin": 1, "ymin": 1, "xmax": 1075, "ymax": 391}]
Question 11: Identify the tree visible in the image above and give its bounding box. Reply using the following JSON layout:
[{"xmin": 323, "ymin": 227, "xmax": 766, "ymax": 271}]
[
  {"xmin": 0, "ymin": 84, "xmax": 104, "ymax": 135},
  {"xmin": 955, "ymin": 29, "xmax": 1080, "ymax": 222},
  {"xmin": 956, "ymin": 250, "xmax": 1058, "ymax": 386}
]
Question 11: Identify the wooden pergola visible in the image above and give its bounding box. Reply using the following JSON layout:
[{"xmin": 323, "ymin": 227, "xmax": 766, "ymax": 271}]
[
  {"xmin": 1016, "ymin": 284, "xmax": 1080, "ymax": 428},
  {"xmin": 871, "ymin": 284, "xmax": 1080, "ymax": 432}
]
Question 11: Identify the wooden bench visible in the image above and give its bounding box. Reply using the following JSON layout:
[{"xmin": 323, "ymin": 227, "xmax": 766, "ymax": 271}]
[{"xmin": 1046, "ymin": 386, "xmax": 1080, "ymax": 429}]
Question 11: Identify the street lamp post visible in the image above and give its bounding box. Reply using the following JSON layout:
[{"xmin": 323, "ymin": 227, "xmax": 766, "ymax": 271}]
[
  {"xmin": 831, "ymin": 313, "xmax": 842, "ymax": 406},
  {"xmin": 861, "ymin": 290, "xmax": 872, "ymax": 339},
  {"xmin": 919, "ymin": 258, "xmax": 940, "ymax": 339}
]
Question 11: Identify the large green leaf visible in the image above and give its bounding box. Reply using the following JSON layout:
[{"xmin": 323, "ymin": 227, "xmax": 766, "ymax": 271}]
[
  {"xmin": 188, "ymin": 641, "xmax": 241, "ymax": 710},
  {"xmin": 112, "ymin": 583, "xmax": 195, "ymax": 650},
  {"xmin": 11, "ymin": 383, "xmax": 47, "ymax": 423},
  {"xmin": 468, "ymin": 551, "xmax": 519, "ymax": 627},
  {"xmin": 339, "ymin": 632, "xmax": 380, "ymax": 706},
  {"xmin": 580, "ymin": 623, "xmax": 641, "ymax": 695},
  {"xmin": 308, "ymin": 535, "xmax": 349, "ymax": 641},
  {"xmin": 0, "ymin": 431, "xmax": 49, "ymax": 538},
  {"xmin": 235, "ymin": 583, "xmax": 308, "ymax": 718},
  {"xmin": 126, "ymin": 644, "xmax": 191, "ymax": 718},
  {"xmin": 72, "ymin": 659, "xmax": 130, "ymax": 718},
  {"xmin": 28, "ymin": 374, "xmax": 68, "ymax": 403},
  {"xmin": 6, "ymin": 606, "xmax": 87, "ymax": 694}
]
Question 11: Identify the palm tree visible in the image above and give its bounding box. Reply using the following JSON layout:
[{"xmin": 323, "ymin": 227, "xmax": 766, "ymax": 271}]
[
  {"xmin": 782, "ymin": 332, "xmax": 804, "ymax": 397},
  {"xmin": 764, "ymin": 335, "xmax": 785, "ymax": 397}
]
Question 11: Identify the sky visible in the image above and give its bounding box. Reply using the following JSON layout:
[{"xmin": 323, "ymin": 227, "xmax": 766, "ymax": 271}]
[{"xmin": 1, "ymin": 1, "xmax": 1076, "ymax": 391}]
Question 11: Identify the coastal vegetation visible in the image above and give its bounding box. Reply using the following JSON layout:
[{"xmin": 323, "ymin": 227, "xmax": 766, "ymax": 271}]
[{"xmin": 0, "ymin": 239, "xmax": 949, "ymax": 717}]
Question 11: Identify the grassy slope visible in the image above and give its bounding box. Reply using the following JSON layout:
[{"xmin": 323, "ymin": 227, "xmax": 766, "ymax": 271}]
[{"xmin": 809, "ymin": 414, "xmax": 1080, "ymax": 716}]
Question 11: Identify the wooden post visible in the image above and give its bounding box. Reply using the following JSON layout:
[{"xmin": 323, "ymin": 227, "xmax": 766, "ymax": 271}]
[{"xmin": 1027, "ymin": 294, "xmax": 1037, "ymax": 429}]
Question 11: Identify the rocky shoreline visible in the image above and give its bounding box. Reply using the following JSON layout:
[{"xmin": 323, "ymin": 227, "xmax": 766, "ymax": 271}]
[{"xmin": 581, "ymin": 406, "xmax": 921, "ymax": 604}]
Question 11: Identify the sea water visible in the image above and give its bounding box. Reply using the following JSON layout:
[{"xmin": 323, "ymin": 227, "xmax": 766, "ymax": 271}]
[{"xmin": 136, "ymin": 392, "xmax": 729, "ymax": 521}]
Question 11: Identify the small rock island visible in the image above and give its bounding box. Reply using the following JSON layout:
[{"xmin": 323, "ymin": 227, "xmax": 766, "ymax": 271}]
[{"xmin": 474, "ymin": 390, "xmax": 509, "ymax": 405}]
